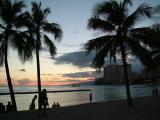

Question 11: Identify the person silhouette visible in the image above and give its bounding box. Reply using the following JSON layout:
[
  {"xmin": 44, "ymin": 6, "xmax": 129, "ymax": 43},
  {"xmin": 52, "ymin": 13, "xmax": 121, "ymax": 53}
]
[
  {"xmin": 0, "ymin": 102, "xmax": 5, "ymax": 113},
  {"xmin": 39, "ymin": 89, "xmax": 48, "ymax": 116},
  {"xmin": 6, "ymin": 102, "xmax": 13, "ymax": 112},
  {"xmin": 56, "ymin": 102, "xmax": 60, "ymax": 107},
  {"xmin": 52, "ymin": 102, "xmax": 56, "ymax": 109},
  {"xmin": 29, "ymin": 95, "xmax": 37, "ymax": 110}
]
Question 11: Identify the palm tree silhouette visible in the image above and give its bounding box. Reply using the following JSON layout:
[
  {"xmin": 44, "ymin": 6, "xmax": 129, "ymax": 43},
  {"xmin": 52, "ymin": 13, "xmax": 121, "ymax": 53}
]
[
  {"xmin": 15, "ymin": 2, "xmax": 63, "ymax": 110},
  {"xmin": 85, "ymin": 0, "xmax": 153, "ymax": 106},
  {"xmin": 0, "ymin": 0, "xmax": 25, "ymax": 111},
  {"xmin": 131, "ymin": 24, "xmax": 160, "ymax": 65}
]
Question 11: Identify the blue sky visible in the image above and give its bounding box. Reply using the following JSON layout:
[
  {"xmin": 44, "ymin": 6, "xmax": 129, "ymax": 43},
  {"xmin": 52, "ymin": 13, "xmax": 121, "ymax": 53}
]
[{"xmin": 0, "ymin": 0, "xmax": 160, "ymax": 86}]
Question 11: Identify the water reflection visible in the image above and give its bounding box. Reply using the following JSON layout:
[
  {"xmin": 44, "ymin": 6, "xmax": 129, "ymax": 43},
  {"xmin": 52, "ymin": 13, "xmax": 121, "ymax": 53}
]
[{"xmin": 0, "ymin": 85, "xmax": 155, "ymax": 111}]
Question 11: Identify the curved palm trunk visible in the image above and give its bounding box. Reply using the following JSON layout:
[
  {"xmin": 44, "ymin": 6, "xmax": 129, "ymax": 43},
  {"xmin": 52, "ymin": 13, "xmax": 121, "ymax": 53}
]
[
  {"xmin": 120, "ymin": 44, "xmax": 133, "ymax": 107},
  {"xmin": 36, "ymin": 33, "xmax": 42, "ymax": 112},
  {"xmin": 4, "ymin": 36, "xmax": 17, "ymax": 112}
]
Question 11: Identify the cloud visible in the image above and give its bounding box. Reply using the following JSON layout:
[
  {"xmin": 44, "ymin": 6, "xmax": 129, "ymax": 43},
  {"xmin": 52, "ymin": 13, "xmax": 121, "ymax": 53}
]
[
  {"xmin": 41, "ymin": 74, "xmax": 53, "ymax": 76},
  {"xmin": 15, "ymin": 79, "xmax": 70, "ymax": 86},
  {"xmin": 16, "ymin": 79, "xmax": 32, "ymax": 86},
  {"xmin": 62, "ymin": 43, "xmax": 77, "ymax": 47},
  {"xmin": 55, "ymin": 51, "xmax": 95, "ymax": 68},
  {"xmin": 54, "ymin": 50, "xmax": 144, "ymax": 73},
  {"xmin": 63, "ymin": 71, "xmax": 94, "ymax": 78},
  {"xmin": 18, "ymin": 69, "xmax": 26, "ymax": 72}
]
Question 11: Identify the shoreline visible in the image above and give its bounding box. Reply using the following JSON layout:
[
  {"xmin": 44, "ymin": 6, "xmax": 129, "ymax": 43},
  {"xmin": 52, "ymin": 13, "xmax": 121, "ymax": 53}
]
[
  {"xmin": 1, "ymin": 95, "xmax": 160, "ymax": 120},
  {"xmin": 0, "ymin": 89, "xmax": 91, "ymax": 95}
]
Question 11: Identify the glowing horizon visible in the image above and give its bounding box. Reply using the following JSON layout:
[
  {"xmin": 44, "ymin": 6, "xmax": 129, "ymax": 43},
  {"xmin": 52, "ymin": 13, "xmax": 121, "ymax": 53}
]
[{"xmin": 0, "ymin": 0, "xmax": 159, "ymax": 86}]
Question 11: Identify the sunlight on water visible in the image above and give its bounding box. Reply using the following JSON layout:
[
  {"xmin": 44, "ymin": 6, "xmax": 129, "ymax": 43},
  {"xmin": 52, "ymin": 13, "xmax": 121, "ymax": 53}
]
[{"xmin": 0, "ymin": 85, "xmax": 155, "ymax": 111}]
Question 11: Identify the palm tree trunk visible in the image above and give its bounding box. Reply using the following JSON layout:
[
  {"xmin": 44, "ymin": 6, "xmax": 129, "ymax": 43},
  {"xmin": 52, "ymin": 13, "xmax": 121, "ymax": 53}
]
[
  {"xmin": 120, "ymin": 44, "xmax": 133, "ymax": 107},
  {"xmin": 36, "ymin": 33, "xmax": 41, "ymax": 112},
  {"xmin": 4, "ymin": 37, "xmax": 17, "ymax": 112}
]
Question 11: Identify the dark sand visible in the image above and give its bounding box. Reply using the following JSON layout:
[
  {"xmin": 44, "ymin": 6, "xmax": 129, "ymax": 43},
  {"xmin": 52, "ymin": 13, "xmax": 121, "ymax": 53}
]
[{"xmin": 1, "ymin": 96, "xmax": 160, "ymax": 120}]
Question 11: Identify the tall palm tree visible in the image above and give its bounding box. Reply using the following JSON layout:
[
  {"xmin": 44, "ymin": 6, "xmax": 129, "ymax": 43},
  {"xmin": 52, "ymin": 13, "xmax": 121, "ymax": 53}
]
[
  {"xmin": 15, "ymin": 2, "xmax": 62, "ymax": 110},
  {"xmin": 85, "ymin": 0, "xmax": 153, "ymax": 106},
  {"xmin": 0, "ymin": 0, "xmax": 25, "ymax": 111}
]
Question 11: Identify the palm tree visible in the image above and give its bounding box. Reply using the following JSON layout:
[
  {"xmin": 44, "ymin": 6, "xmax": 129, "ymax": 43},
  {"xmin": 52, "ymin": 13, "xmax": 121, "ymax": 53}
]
[
  {"xmin": 85, "ymin": 0, "xmax": 153, "ymax": 106},
  {"xmin": 15, "ymin": 2, "xmax": 62, "ymax": 110},
  {"xmin": 131, "ymin": 24, "xmax": 160, "ymax": 64},
  {"xmin": 132, "ymin": 23, "xmax": 160, "ymax": 86},
  {"xmin": 0, "ymin": 0, "xmax": 25, "ymax": 111}
]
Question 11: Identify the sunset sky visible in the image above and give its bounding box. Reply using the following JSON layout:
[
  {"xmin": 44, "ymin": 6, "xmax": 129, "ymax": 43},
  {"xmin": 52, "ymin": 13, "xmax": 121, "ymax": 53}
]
[{"xmin": 0, "ymin": 0, "xmax": 160, "ymax": 86}]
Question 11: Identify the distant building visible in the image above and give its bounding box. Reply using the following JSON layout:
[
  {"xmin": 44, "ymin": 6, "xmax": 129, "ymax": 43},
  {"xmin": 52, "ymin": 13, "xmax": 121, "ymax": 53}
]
[
  {"xmin": 103, "ymin": 64, "xmax": 131, "ymax": 84},
  {"xmin": 140, "ymin": 66, "xmax": 160, "ymax": 83}
]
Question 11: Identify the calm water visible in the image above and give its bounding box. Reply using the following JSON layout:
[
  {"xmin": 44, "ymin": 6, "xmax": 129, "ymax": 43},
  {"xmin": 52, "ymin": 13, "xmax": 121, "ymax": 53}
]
[{"xmin": 0, "ymin": 85, "xmax": 157, "ymax": 111}]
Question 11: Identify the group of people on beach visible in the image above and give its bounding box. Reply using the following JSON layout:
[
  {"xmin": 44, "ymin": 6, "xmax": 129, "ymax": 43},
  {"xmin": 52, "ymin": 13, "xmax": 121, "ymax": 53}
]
[
  {"xmin": 0, "ymin": 102, "xmax": 13, "ymax": 113},
  {"xmin": 29, "ymin": 89, "xmax": 93, "ymax": 109},
  {"xmin": 52, "ymin": 102, "xmax": 60, "ymax": 111},
  {"xmin": 29, "ymin": 89, "xmax": 49, "ymax": 116},
  {"xmin": 29, "ymin": 88, "xmax": 92, "ymax": 116},
  {"xmin": 29, "ymin": 89, "xmax": 60, "ymax": 116},
  {"xmin": 0, "ymin": 89, "xmax": 93, "ymax": 115}
]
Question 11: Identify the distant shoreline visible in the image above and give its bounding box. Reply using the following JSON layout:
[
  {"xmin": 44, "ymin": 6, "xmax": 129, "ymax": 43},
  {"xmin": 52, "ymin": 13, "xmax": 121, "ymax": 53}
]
[{"xmin": 0, "ymin": 89, "xmax": 91, "ymax": 95}]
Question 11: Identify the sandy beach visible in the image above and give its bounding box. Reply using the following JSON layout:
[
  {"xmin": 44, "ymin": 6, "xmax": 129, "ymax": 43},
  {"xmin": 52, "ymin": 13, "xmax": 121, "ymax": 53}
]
[{"xmin": 1, "ymin": 96, "xmax": 160, "ymax": 120}]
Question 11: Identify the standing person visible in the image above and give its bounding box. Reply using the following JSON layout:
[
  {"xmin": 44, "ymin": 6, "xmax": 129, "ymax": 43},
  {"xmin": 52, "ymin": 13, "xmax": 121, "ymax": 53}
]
[
  {"xmin": 39, "ymin": 89, "xmax": 48, "ymax": 116},
  {"xmin": 90, "ymin": 93, "xmax": 92, "ymax": 103}
]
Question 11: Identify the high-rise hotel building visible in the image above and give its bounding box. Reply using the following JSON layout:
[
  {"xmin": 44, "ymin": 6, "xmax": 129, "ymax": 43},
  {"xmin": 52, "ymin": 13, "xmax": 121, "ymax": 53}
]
[{"xmin": 103, "ymin": 64, "xmax": 131, "ymax": 84}]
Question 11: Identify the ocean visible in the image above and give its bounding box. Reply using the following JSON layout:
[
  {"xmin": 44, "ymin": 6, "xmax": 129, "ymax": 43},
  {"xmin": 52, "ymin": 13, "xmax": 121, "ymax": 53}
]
[{"xmin": 0, "ymin": 85, "xmax": 156, "ymax": 111}]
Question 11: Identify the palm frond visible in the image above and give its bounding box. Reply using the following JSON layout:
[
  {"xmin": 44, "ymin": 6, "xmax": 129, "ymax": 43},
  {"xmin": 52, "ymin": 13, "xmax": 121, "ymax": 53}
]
[
  {"xmin": 123, "ymin": 3, "xmax": 152, "ymax": 31},
  {"xmin": 12, "ymin": 1, "xmax": 25, "ymax": 15},
  {"xmin": 42, "ymin": 22, "xmax": 63, "ymax": 40},
  {"xmin": 129, "ymin": 26, "xmax": 160, "ymax": 49},
  {"xmin": 0, "ymin": 0, "xmax": 25, "ymax": 24},
  {"xmin": 43, "ymin": 8, "xmax": 51, "ymax": 17},
  {"xmin": 12, "ymin": 31, "xmax": 34, "ymax": 63},
  {"xmin": 126, "ymin": 37, "xmax": 153, "ymax": 68},
  {"xmin": 31, "ymin": 2, "xmax": 44, "ymax": 25},
  {"xmin": 17, "ymin": 43, "xmax": 33, "ymax": 63},
  {"xmin": 85, "ymin": 35, "xmax": 117, "ymax": 68},
  {"xmin": 0, "ymin": 24, "xmax": 5, "ymax": 30},
  {"xmin": 31, "ymin": 2, "xmax": 40, "ymax": 13},
  {"xmin": 14, "ymin": 12, "xmax": 35, "ymax": 30},
  {"xmin": 43, "ymin": 34, "xmax": 56, "ymax": 57},
  {"xmin": 93, "ymin": 1, "xmax": 113, "ymax": 16},
  {"xmin": 88, "ymin": 16, "xmax": 115, "ymax": 32},
  {"xmin": 92, "ymin": 40, "xmax": 116, "ymax": 68},
  {"xmin": 85, "ymin": 35, "xmax": 115, "ymax": 53},
  {"xmin": 94, "ymin": 0, "xmax": 126, "ymax": 25},
  {"xmin": 0, "ymin": 0, "xmax": 13, "ymax": 24}
]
